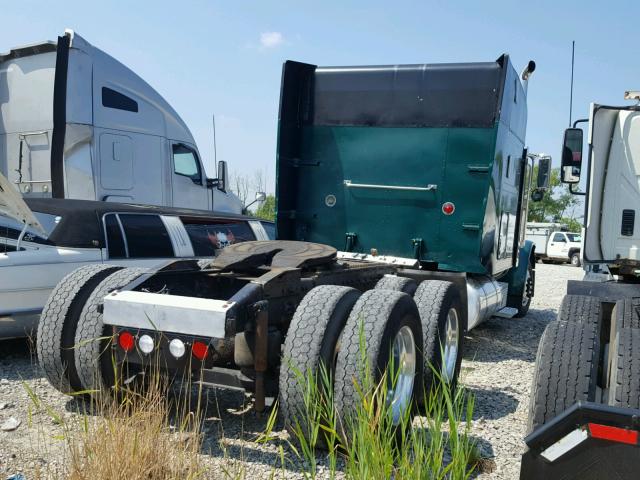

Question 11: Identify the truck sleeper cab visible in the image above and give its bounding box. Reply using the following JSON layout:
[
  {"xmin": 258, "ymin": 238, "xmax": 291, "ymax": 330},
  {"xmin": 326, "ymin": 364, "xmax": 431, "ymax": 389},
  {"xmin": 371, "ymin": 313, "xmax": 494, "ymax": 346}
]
[
  {"xmin": 37, "ymin": 55, "xmax": 545, "ymax": 438},
  {"xmin": 0, "ymin": 29, "xmax": 240, "ymax": 213}
]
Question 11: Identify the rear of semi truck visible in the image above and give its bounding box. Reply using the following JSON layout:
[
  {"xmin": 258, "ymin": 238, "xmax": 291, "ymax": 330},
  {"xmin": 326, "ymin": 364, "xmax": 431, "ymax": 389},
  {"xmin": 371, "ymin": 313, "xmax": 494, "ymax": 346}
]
[
  {"xmin": 37, "ymin": 55, "xmax": 548, "ymax": 433},
  {"xmin": 521, "ymin": 97, "xmax": 640, "ymax": 478},
  {"xmin": 276, "ymin": 56, "xmax": 543, "ymax": 320}
]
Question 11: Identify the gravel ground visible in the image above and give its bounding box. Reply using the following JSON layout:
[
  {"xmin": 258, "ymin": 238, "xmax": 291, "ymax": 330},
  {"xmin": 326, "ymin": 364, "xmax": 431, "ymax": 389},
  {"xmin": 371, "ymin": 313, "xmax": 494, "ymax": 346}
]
[{"xmin": 0, "ymin": 263, "xmax": 583, "ymax": 479}]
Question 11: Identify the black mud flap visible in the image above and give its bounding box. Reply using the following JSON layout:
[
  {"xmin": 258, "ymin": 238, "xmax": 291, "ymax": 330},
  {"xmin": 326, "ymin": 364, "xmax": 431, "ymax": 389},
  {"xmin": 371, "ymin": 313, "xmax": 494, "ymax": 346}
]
[{"xmin": 520, "ymin": 402, "xmax": 640, "ymax": 480}]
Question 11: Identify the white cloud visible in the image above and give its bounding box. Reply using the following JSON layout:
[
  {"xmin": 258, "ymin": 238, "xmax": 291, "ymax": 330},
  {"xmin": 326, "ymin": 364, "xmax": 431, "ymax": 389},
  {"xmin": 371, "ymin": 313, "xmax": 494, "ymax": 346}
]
[{"xmin": 260, "ymin": 31, "xmax": 285, "ymax": 49}]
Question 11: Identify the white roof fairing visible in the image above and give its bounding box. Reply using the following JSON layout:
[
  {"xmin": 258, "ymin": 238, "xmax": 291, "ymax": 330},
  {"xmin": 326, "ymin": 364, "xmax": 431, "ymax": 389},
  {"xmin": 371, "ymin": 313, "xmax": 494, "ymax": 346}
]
[{"xmin": 66, "ymin": 31, "xmax": 197, "ymax": 145}]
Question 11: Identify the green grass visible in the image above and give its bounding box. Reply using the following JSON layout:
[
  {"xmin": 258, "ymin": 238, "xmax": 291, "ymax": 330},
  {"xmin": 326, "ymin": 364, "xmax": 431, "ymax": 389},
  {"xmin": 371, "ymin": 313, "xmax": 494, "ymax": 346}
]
[
  {"xmin": 21, "ymin": 330, "xmax": 476, "ymax": 479},
  {"xmin": 280, "ymin": 332, "xmax": 478, "ymax": 480}
]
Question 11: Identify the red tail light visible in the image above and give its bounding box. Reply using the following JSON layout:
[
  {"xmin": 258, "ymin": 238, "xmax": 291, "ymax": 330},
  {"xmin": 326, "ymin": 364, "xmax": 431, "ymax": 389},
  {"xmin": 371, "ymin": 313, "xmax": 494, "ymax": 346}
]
[
  {"xmin": 118, "ymin": 331, "xmax": 135, "ymax": 352},
  {"xmin": 192, "ymin": 341, "xmax": 209, "ymax": 360},
  {"xmin": 588, "ymin": 423, "xmax": 639, "ymax": 446}
]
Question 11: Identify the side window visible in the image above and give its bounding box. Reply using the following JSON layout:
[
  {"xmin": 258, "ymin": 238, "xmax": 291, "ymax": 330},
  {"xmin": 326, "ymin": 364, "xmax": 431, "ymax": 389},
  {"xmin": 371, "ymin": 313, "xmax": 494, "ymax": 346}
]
[
  {"xmin": 182, "ymin": 218, "xmax": 257, "ymax": 256},
  {"xmin": 261, "ymin": 221, "xmax": 276, "ymax": 240},
  {"xmin": 172, "ymin": 144, "xmax": 202, "ymax": 184},
  {"xmin": 552, "ymin": 233, "xmax": 565, "ymax": 242},
  {"xmin": 104, "ymin": 214, "xmax": 126, "ymax": 259},
  {"xmin": 102, "ymin": 87, "xmax": 138, "ymax": 113},
  {"xmin": 119, "ymin": 214, "xmax": 174, "ymax": 258}
]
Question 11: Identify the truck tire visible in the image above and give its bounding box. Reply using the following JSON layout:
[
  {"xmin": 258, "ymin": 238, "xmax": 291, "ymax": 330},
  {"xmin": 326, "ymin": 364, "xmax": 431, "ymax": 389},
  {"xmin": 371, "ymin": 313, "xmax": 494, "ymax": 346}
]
[
  {"xmin": 74, "ymin": 267, "xmax": 147, "ymax": 392},
  {"xmin": 557, "ymin": 294, "xmax": 601, "ymax": 326},
  {"xmin": 279, "ymin": 285, "xmax": 361, "ymax": 445},
  {"xmin": 513, "ymin": 260, "xmax": 535, "ymax": 318},
  {"xmin": 570, "ymin": 252, "xmax": 581, "ymax": 267},
  {"xmin": 413, "ymin": 280, "xmax": 465, "ymax": 395},
  {"xmin": 37, "ymin": 264, "xmax": 123, "ymax": 394},
  {"xmin": 607, "ymin": 328, "xmax": 640, "ymax": 409},
  {"xmin": 527, "ymin": 321, "xmax": 599, "ymax": 432},
  {"xmin": 374, "ymin": 275, "xmax": 418, "ymax": 296},
  {"xmin": 334, "ymin": 289, "xmax": 423, "ymax": 428},
  {"xmin": 611, "ymin": 298, "xmax": 640, "ymax": 332}
]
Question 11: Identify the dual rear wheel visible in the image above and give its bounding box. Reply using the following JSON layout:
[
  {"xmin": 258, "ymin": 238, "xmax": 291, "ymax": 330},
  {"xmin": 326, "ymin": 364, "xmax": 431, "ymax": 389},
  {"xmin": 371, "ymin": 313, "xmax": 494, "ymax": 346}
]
[
  {"xmin": 37, "ymin": 267, "xmax": 147, "ymax": 396},
  {"xmin": 279, "ymin": 277, "xmax": 466, "ymax": 442},
  {"xmin": 528, "ymin": 294, "xmax": 640, "ymax": 432}
]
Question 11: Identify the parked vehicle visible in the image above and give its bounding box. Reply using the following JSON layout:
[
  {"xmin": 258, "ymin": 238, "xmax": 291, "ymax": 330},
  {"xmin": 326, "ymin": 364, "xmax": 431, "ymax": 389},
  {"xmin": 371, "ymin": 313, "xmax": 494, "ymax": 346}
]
[
  {"xmin": 37, "ymin": 56, "xmax": 546, "ymax": 432},
  {"xmin": 0, "ymin": 171, "xmax": 273, "ymax": 339},
  {"xmin": 522, "ymin": 92, "xmax": 640, "ymax": 479},
  {"xmin": 0, "ymin": 29, "xmax": 240, "ymax": 213},
  {"xmin": 525, "ymin": 222, "xmax": 582, "ymax": 266}
]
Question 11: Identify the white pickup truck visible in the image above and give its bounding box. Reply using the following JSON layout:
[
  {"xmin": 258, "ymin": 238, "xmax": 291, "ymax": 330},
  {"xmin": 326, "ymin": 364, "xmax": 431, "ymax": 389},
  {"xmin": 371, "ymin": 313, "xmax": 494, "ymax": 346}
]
[{"xmin": 525, "ymin": 222, "xmax": 582, "ymax": 266}]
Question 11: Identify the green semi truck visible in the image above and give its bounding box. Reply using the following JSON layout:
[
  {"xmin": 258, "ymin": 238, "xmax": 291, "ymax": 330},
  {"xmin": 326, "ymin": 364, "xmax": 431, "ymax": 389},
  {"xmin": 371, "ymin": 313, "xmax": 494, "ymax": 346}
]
[{"xmin": 37, "ymin": 55, "xmax": 546, "ymax": 431}]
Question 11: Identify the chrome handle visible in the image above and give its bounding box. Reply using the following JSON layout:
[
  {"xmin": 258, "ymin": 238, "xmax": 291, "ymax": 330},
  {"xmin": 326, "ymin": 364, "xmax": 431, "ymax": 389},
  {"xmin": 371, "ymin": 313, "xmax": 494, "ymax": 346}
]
[{"xmin": 343, "ymin": 180, "xmax": 437, "ymax": 192}]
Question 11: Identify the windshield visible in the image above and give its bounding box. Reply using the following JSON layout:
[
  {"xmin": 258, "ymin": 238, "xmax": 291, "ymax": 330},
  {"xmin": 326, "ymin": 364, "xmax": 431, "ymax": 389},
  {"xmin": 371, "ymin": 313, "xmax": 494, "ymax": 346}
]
[{"xmin": 566, "ymin": 233, "xmax": 582, "ymax": 242}]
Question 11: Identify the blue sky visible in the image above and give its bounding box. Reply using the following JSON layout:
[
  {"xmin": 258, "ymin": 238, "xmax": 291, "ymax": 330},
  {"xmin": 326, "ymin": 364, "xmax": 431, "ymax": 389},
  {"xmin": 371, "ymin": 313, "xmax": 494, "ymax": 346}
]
[{"xmin": 2, "ymin": 0, "xmax": 639, "ymax": 195}]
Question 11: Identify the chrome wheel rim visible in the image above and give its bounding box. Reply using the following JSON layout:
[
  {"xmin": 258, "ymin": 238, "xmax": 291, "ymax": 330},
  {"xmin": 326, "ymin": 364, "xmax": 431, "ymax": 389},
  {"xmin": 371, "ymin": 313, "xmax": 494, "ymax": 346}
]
[
  {"xmin": 442, "ymin": 308, "xmax": 460, "ymax": 382},
  {"xmin": 388, "ymin": 325, "xmax": 416, "ymax": 424}
]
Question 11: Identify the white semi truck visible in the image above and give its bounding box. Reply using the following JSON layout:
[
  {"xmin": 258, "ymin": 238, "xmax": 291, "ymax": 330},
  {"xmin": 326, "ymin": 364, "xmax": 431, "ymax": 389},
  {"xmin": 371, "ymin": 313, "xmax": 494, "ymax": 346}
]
[
  {"xmin": 0, "ymin": 29, "xmax": 241, "ymax": 213},
  {"xmin": 521, "ymin": 92, "xmax": 640, "ymax": 478},
  {"xmin": 525, "ymin": 222, "xmax": 582, "ymax": 266}
]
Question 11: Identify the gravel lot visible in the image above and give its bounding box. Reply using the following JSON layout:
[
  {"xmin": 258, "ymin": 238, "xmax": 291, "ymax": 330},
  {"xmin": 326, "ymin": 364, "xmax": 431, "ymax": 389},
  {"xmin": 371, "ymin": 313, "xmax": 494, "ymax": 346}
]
[{"xmin": 0, "ymin": 263, "xmax": 583, "ymax": 479}]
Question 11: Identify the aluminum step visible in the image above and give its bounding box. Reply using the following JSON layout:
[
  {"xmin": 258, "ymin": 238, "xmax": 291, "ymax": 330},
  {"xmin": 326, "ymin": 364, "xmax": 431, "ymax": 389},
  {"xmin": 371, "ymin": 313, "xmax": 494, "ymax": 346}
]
[{"xmin": 494, "ymin": 306, "xmax": 518, "ymax": 318}]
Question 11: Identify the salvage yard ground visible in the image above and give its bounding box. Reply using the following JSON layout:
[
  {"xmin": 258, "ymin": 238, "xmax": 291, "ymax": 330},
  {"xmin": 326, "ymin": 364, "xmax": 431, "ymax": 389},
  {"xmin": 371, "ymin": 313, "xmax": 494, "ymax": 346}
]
[{"xmin": 0, "ymin": 263, "xmax": 582, "ymax": 479}]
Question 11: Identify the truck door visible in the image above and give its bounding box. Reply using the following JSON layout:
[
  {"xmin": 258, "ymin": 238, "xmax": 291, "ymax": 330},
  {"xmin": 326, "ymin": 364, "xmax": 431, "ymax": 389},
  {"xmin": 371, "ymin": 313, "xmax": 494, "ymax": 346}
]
[
  {"xmin": 547, "ymin": 232, "xmax": 567, "ymax": 259},
  {"xmin": 170, "ymin": 143, "xmax": 208, "ymax": 210},
  {"xmin": 98, "ymin": 133, "xmax": 134, "ymax": 201}
]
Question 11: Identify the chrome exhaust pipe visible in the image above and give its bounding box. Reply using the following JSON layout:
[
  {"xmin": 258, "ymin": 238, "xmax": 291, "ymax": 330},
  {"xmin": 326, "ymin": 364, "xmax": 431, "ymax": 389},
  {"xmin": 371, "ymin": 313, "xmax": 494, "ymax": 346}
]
[{"xmin": 466, "ymin": 276, "xmax": 509, "ymax": 330}]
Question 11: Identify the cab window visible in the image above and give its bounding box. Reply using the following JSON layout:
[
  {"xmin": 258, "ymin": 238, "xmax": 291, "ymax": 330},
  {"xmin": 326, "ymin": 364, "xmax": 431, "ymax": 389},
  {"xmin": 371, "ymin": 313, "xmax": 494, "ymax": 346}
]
[
  {"xmin": 172, "ymin": 144, "xmax": 202, "ymax": 184},
  {"xmin": 118, "ymin": 214, "xmax": 174, "ymax": 258},
  {"xmin": 552, "ymin": 233, "xmax": 566, "ymax": 242}
]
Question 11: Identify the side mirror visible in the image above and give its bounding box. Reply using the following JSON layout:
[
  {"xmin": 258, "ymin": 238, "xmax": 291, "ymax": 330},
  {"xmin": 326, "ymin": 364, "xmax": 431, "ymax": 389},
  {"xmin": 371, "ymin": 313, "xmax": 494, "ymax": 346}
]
[
  {"xmin": 217, "ymin": 160, "xmax": 228, "ymax": 192},
  {"xmin": 536, "ymin": 156, "xmax": 551, "ymax": 190},
  {"xmin": 561, "ymin": 128, "xmax": 583, "ymax": 184},
  {"xmin": 530, "ymin": 190, "xmax": 544, "ymax": 202},
  {"xmin": 254, "ymin": 191, "xmax": 267, "ymax": 202}
]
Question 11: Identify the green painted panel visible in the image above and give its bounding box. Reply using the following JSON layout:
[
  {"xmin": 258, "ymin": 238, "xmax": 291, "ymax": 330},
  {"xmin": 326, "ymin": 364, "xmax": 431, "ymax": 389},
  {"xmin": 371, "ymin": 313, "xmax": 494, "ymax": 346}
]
[{"xmin": 291, "ymin": 125, "xmax": 497, "ymax": 273}]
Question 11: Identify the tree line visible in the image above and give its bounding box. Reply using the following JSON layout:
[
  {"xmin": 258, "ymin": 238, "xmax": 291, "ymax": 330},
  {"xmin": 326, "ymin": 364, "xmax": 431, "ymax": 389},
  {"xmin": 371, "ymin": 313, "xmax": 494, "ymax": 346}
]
[{"xmin": 528, "ymin": 167, "xmax": 583, "ymax": 231}]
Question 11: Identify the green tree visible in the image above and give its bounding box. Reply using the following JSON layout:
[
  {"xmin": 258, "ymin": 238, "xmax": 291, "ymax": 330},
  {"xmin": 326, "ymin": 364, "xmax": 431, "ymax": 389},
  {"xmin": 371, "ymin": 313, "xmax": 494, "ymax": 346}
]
[
  {"xmin": 528, "ymin": 167, "xmax": 582, "ymax": 230},
  {"xmin": 253, "ymin": 194, "xmax": 276, "ymax": 221}
]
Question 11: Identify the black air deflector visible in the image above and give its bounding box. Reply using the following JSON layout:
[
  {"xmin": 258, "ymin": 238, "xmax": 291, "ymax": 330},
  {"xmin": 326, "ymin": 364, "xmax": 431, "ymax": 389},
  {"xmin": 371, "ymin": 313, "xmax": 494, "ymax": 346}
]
[
  {"xmin": 621, "ymin": 209, "xmax": 635, "ymax": 236},
  {"xmin": 308, "ymin": 61, "xmax": 505, "ymax": 128}
]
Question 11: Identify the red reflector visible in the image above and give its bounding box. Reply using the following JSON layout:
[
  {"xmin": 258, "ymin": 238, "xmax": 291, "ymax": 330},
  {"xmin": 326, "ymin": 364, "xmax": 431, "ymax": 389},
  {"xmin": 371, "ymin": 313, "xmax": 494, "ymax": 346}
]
[
  {"xmin": 589, "ymin": 423, "xmax": 639, "ymax": 446},
  {"xmin": 442, "ymin": 202, "xmax": 455, "ymax": 215},
  {"xmin": 118, "ymin": 331, "xmax": 135, "ymax": 352},
  {"xmin": 192, "ymin": 341, "xmax": 209, "ymax": 360}
]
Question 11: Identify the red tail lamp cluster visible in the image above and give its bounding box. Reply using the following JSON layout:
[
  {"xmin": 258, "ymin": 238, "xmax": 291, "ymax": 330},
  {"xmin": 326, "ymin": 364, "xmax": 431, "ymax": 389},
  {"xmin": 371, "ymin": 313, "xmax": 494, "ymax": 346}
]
[{"xmin": 116, "ymin": 331, "xmax": 209, "ymax": 361}]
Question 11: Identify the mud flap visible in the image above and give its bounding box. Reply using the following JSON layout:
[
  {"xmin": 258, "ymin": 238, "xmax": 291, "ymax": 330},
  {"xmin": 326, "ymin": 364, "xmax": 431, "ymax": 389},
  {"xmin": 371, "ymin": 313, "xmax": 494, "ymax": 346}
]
[
  {"xmin": 520, "ymin": 402, "xmax": 640, "ymax": 480},
  {"xmin": 505, "ymin": 240, "xmax": 535, "ymax": 301}
]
